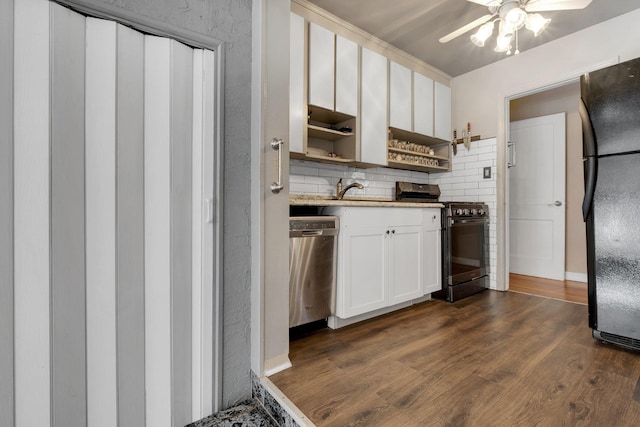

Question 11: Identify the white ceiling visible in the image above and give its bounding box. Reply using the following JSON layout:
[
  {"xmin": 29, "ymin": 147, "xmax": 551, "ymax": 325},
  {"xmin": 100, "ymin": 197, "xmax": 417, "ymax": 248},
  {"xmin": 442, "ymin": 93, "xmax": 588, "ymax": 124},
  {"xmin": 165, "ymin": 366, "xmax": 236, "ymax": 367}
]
[{"xmin": 305, "ymin": 0, "xmax": 640, "ymax": 77}]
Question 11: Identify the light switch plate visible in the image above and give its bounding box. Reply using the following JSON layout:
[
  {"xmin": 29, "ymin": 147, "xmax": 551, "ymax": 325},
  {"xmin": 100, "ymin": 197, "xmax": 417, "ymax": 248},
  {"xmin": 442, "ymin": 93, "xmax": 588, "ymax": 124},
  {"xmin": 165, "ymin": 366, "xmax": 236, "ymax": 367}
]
[{"xmin": 483, "ymin": 167, "xmax": 491, "ymax": 179}]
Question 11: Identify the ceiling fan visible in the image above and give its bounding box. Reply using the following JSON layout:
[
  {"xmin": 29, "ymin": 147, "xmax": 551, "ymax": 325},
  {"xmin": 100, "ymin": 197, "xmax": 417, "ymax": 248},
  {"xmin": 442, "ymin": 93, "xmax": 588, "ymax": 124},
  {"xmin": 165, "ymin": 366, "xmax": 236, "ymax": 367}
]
[{"xmin": 439, "ymin": 0, "xmax": 592, "ymax": 55}]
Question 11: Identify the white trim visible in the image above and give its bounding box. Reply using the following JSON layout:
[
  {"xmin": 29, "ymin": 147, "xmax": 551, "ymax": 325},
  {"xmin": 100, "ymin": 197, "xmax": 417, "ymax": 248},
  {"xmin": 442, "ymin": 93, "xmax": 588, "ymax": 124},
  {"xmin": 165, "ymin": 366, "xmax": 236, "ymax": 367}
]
[
  {"xmin": 13, "ymin": 0, "xmax": 51, "ymax": 424},
  {"xmin": 565, "ymin": 272, "xmax": 588, "ymax": 283},
  {"xmin": 263, "ymin": 354, "xmax": 293, "ymax": 377}
]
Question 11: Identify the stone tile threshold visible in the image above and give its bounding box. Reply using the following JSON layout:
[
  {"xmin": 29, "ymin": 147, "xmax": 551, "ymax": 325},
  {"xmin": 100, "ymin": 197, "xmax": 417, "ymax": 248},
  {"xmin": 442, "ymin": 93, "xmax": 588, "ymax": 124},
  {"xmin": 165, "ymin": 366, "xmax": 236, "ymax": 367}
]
[{"xmin": 187, "ymin": 372, "xmax": 314, "ymax": 427}]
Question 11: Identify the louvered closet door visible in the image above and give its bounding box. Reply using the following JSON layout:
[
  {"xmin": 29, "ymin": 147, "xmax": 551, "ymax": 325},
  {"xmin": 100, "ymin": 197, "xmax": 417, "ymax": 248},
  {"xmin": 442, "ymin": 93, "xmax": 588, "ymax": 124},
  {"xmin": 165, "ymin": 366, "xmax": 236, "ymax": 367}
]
[{"xmin": 13, "ymin": 2, "xmax": 219, "ymax": 426}]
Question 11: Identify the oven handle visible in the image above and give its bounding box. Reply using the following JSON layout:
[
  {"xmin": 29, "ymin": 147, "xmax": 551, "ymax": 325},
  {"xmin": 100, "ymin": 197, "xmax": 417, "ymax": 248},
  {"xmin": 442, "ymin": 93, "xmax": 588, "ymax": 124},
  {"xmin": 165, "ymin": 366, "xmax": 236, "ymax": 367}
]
[{"xmin": 450, "ymin": 218, "xmax": 489, "ymax": 226}]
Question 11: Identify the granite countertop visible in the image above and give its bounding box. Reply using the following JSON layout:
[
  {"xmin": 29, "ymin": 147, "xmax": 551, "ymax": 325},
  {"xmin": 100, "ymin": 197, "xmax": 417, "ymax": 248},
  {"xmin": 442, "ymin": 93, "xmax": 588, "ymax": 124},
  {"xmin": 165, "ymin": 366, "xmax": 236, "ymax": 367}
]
[{"xmin": 290, "ymin": 194, "xmax": 444, "ymax": 208}]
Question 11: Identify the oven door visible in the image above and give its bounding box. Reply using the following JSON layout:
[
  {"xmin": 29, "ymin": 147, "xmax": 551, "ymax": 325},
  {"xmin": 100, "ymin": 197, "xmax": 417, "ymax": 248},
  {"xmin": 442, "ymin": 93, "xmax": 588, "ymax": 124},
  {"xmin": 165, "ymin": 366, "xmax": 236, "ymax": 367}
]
[{"xmin": 445, "ymin": 217, "xmax": 489, "ymax": 286}]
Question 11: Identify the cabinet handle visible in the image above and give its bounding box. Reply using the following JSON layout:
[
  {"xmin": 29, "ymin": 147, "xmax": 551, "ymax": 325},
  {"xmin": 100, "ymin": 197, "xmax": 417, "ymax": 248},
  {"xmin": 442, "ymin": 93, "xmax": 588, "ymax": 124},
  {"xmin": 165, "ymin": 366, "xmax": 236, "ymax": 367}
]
[
  {"xmin": 391, "ymin": 229, "xmax": 395, "ymax": 234},
  {"xmin": 270, "ymin": 138, "xmax": 284, "ymax": 194},
  {"xmin": 507, "ymin": 141, "xmax": 517, "ymax": 168},
  {"xmin": 386, "ymin": 230, "xmax": 390, "ymax": 235}
]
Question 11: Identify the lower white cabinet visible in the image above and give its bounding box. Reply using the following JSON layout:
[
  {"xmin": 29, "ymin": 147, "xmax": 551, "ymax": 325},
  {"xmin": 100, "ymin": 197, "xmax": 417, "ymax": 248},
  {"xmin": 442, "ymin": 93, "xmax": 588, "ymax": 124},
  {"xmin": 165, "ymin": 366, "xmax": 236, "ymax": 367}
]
[
  {"xmin": 423, "ymin": 209, "xmax": 442, "ymax": 294},
  {"xmin": 326, "ymin": 207, "xmax": 440, "ymax": 319},
  {"xmin": 341, "ymin": 225, "xmax": 388, "ymax": 317},
  {"xmin": 388, "ymin": 225, "xmax": 423, "ymax": 305}
]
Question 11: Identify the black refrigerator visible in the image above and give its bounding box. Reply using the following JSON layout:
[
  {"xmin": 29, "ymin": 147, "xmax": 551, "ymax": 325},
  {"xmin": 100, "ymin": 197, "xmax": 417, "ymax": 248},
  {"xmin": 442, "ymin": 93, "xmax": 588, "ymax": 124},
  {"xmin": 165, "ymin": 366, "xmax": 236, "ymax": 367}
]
[{"xmin": 580, "ymin": 57, "xmax": 640, "ymax": 351}]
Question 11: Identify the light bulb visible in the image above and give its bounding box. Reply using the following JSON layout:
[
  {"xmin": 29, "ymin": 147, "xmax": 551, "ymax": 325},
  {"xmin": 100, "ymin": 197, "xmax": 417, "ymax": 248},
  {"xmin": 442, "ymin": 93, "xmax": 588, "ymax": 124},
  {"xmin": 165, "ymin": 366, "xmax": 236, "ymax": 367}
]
[
  {"xmin": 526, "ymin": 13, "xmax": 550, "ymax": 37},
  {"xmin": 494, "ymin": 21, "xmax": 512, "ymax": 53},
  {"xmin": 470, "ymin": 21, "xmax": 495, "ymax": 47}
]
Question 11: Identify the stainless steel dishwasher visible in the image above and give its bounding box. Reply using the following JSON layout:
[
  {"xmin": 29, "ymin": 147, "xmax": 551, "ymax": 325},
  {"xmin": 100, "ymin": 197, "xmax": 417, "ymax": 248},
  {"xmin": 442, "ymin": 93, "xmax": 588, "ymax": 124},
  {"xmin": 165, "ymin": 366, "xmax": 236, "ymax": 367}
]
[{"xmin": 289, "ymin": 216, "xmax": 339, "ymax": 328}]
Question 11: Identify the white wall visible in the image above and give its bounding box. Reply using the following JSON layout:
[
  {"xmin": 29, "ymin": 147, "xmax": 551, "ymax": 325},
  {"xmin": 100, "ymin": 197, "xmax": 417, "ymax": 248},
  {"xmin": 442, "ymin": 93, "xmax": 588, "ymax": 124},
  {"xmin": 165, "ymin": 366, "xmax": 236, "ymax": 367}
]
[{"xmin": 451, "ymin": 9, "xmax": 640, "ymax": 289}]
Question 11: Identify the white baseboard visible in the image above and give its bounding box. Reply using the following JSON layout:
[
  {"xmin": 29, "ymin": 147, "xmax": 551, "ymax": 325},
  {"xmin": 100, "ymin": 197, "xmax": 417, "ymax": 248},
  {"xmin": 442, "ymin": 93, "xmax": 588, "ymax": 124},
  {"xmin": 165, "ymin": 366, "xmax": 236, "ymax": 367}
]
[
  {"xmin": 263, "ymin": 354, "xmax": 292, "ymax": 377},
  {"xmin": 565, "ymin": 272, "xmax": 588, "ymax": 283}
]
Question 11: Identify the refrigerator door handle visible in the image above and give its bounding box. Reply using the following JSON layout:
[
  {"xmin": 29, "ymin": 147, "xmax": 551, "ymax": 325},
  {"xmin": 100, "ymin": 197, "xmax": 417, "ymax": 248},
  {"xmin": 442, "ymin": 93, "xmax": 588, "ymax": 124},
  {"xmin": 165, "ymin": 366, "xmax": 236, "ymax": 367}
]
[{"xmin": 579, "ymin": 98, "xmax": 597, "ymax": 221}]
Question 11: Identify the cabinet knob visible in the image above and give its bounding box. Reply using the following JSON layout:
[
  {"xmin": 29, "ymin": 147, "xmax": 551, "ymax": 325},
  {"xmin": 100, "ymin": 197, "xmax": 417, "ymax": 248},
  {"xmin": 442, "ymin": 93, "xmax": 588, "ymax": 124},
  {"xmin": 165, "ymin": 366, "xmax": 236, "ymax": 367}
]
[
  {"xmin": 391, "ymin": 229, "xmax": 396, "ymax": 234},
  {"xmin": 386, "ymin": 230, "xmax": 390, "ymax": 235}
]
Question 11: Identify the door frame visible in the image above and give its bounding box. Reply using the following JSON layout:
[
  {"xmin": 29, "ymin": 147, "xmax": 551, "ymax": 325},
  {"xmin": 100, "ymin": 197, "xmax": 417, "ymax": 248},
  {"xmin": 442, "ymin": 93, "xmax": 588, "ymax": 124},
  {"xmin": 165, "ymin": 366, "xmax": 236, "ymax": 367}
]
[
  {"xmin": 508, "ymin": 112, "xmax": 566, "ymax": 281},
  {"xmin": 499, "ymin": 59, "xmax": 619, "ymax": 291}
]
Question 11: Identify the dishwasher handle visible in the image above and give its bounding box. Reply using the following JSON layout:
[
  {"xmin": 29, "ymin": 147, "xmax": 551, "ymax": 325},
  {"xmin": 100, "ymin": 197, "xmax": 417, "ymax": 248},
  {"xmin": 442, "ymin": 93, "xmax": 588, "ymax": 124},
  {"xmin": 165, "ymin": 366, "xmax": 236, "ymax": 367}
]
[{"xmin": 290, "ymin": 228, "xmax": 339, "ymax": 238}]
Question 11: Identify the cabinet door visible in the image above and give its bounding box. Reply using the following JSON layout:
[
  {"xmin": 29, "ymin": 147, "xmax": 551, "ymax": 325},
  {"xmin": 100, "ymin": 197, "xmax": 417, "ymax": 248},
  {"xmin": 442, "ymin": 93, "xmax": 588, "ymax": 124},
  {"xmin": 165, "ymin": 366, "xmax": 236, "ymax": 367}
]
[
  {"xmin": 423, "ymin": 209, "xmax": 442, "ymax": 294},
  {"xmin": 388, "ymin": 225, "xmax": 423, "ymax": 305},
  {"xmin": 414, "ymin": 72, "xmax": 434, "ymax": 137},
  {"xmin": 339, "ymin": 226, "xmax": 388, "ymax": 318},
  {"xmin": 308, "ymin": 22, "xmax": 335, "ymax": 111},
  {"xmin": 389, "ymin": 61, "xmax": 412, "ymax": 131},
  {"xmin": 360, "ymin": 48, "xmax": 388, "ymax": 166},
  {"xmin": 289, "ymin": 12, "xmax": 305, "ymax": 154},
  {"xmin": 335, "ymin": 35, "xmax": 358, "ymax": 116},
  {"xmin": 434, "ymin": 81, "xmax": 451, "ymax": 141}
]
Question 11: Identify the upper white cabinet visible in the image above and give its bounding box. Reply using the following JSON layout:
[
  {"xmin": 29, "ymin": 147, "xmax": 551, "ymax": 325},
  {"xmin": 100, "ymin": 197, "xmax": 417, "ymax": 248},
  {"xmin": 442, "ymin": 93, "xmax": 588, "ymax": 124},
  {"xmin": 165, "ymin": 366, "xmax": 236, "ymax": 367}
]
[
  {"xmin": 289, "ymin": 12, "xmax": 305, "ymax": 154},
  {"xmin": 335, "ymin": 35, "xmax": 358, "ymax": 117},
  {"xmin": 308, "ymin": 24, "xmax": 358, "ymax": 116},
  {"xmin": 413, "ymin": 72, "xmax": 434, "ymax": 137},
  {"xmin": 308, "ymin": 22, "xmax": 334, "ymax": 111},
  {"xmin": 434, "ymin": 81, "xmax": 452, "ymax": 141},
  {"xmin": 360, "ymin": 47, "xmax": 388, "ymax": 166},
  {"xmin": 389, "ymin": 61, "xmax": 412, "ymax": 132}
]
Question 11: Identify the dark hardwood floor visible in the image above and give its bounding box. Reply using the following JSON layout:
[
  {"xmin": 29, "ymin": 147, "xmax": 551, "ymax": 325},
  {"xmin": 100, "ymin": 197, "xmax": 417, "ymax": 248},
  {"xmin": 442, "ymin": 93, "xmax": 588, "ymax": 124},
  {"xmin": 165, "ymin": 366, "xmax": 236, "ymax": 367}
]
[
  {"xmin": 270, "ymin": 291, "xmax": 640, "ymax": 426},
  {"xmin": 509, "ymin": 273, "xmax": 588, "ymax": 305}
]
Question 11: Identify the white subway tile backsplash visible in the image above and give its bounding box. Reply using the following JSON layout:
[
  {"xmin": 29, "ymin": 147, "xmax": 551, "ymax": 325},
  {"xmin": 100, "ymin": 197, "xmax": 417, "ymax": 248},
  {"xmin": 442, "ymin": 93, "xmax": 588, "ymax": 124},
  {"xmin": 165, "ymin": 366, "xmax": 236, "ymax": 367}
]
[{"xmin": 431, "ymin": 138, "xmax": 498, "ymax": 290}]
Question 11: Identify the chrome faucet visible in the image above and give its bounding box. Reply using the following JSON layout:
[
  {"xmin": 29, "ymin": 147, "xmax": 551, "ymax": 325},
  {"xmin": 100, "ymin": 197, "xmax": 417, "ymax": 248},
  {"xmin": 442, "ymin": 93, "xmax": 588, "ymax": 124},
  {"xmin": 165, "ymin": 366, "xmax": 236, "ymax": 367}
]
[{"xmin": 336, "ymin": 178, "xmax": 364, "ymax": 199}]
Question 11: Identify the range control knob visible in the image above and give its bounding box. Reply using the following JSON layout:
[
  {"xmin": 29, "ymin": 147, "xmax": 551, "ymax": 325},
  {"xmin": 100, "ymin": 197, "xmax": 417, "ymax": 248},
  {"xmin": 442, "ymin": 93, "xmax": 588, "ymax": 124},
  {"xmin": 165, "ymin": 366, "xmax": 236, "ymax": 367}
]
[
  {"xmin": 470, "ymin": 209, "xmax": 477, "ymax": 215},
  {"xmin": 478, "ymin": 209, "xmax": 486, "ymax": 216},
  {"xmin": 463, "ymin": 209, "xmax": 469, "ymax": 215},
  {"xmin": 455, "ymin": 208, "xmax": 463, "ymax": 215}
]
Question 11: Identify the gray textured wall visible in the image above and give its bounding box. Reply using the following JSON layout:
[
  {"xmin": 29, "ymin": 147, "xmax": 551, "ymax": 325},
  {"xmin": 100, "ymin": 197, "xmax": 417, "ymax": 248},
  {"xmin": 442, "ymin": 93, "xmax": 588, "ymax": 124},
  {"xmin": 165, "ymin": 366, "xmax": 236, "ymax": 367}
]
[{"xmin": 91, "ymin": 0, "xmax": 253, "ymax": 406}]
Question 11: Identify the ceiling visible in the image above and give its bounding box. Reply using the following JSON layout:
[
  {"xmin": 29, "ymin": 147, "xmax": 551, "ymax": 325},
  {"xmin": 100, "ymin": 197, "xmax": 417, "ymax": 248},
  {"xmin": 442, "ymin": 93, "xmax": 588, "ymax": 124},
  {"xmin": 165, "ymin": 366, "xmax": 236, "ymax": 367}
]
[{"xmin": 305, "ymin": 0, "xmax": 640, "ymax": 77}]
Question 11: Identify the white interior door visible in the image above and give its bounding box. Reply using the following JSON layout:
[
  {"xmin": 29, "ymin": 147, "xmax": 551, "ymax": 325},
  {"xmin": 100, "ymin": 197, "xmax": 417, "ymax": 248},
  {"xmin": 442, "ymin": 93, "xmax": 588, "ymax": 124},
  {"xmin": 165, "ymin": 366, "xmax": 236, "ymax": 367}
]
[{"xmin": 509, "ymin": 113, "xmax": 566, "ymax": 280}]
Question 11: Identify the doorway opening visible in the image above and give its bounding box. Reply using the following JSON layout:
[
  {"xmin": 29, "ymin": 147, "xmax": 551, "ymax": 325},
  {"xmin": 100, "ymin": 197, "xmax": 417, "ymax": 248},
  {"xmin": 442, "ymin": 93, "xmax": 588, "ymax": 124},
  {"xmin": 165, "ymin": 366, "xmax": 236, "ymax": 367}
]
[{"xmin": 506, "ymin": 82, "xmax": 588, "ymax": 304}]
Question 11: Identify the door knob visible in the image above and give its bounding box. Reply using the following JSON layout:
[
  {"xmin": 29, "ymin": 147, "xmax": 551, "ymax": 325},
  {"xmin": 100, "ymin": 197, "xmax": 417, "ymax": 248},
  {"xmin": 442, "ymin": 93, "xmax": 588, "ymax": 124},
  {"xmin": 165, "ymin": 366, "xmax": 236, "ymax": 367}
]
[{"xmin": 549, "ymin": 201, "xmax": 562, "ymax": 207}]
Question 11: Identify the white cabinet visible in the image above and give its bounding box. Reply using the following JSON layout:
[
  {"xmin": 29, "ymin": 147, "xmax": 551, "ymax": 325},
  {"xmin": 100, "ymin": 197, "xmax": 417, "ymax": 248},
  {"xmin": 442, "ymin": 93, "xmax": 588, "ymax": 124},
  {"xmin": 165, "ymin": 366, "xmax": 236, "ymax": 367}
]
[
  {"xmin": 360, "ymin": 47, "xmax": 388, "ymax": 166},
  {"xmin": 341, "ymin": 226, "xmax": 388, "ymax": 317},
  {"xmin": 388, "ymin": 225, "xmax": 423, "ymax": 305},
  {"xmin": 308, "ymin": 22, "xmax": 334, "ymax": 111},
  {"xmin": 389, "ymin": 61, "xmax": 412, "ymax": 132},
  {"xmin": 434, "ymin": 81, "xmax": 452, "ymax": 141},
  {"xmin": 335, "ymin": 35, "xmax": 358, "ymax": 117},
  {"xmin": 328, "ymin": 207, "xmax": 424, "ymax": 318},
  {"xmin": 414, "ymin": 72, "xmax": 434, "ymax": 137},
  {"xmin": 423, "ymin": 208, "xmax": 442, "ymax": 294},
  {"xmin": 308, "ymin": 24, "xmax": 358, "ymax": 116},
  {"xmin": 289, "ymin": 12, "xmax": 305, "ymax": 154}
]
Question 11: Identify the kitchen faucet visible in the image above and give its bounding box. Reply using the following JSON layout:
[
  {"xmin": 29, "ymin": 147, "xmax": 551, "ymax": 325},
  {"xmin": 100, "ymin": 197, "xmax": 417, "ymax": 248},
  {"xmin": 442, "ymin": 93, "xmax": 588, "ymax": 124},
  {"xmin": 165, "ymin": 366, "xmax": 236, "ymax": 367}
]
[{"xmin": 336, "ymin": 178, "xmax": 364, "ymax": 199}]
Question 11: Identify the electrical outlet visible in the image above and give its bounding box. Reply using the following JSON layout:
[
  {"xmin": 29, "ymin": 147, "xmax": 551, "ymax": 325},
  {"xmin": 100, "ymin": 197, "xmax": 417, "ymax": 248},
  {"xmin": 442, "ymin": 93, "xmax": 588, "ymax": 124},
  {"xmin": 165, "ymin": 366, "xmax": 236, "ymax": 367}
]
[{"xmin": 483, "ymin": 167, "xmax": 491, "ymax": 179}]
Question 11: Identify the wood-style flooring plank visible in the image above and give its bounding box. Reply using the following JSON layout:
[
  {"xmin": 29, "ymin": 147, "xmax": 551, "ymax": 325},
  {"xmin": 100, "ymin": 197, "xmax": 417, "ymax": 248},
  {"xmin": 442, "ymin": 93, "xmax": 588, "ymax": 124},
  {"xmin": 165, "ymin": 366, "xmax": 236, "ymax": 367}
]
[
  {"xmin": 509, "ymin": 273, "xmax": 588, "ymax": 304},
  {"xmin": 270, "ymin": 290, "xmax": 640, "ymax": 426}
]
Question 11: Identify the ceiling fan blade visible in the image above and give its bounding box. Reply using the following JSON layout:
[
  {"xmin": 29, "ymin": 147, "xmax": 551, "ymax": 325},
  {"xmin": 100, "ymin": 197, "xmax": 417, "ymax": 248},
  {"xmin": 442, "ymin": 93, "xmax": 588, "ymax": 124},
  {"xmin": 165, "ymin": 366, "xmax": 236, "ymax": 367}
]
[
  {"xmin": 439, "ymin": 14, "xmax": 493, "ymax": 43},
  {"xmin": 465, "ymin": 0, "xmax": 500, "ymax": 6},
  {"xmin": 525, "ymin": 0, "xmax": 592, "ymax": 12}
]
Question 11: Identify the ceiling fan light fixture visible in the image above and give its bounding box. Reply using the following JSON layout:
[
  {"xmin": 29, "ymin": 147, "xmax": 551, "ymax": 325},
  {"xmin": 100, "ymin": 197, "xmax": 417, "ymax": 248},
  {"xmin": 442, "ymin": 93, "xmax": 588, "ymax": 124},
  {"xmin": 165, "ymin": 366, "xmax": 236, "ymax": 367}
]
[
  {"xmin": 470, "ymin": 21, "xmax": 495, "ymax": 47},
  {"xmin": 525, "ymin": 13, "xmax": 551, "ymax": 36},
  {"xmin": 504, "ymin": 3, "xmax": 528, "ymax": 30},
  {"xmin": 494, "ymin": 21, "xmax": 512, "ymax": 53}
]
